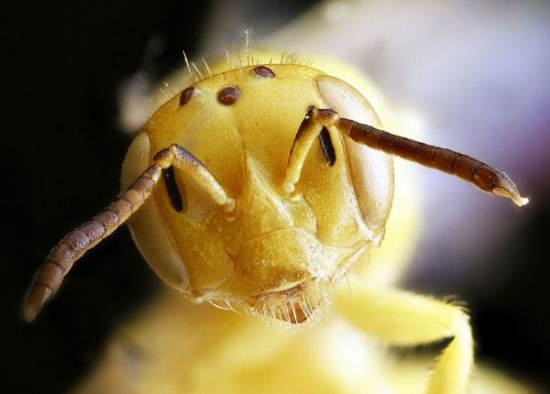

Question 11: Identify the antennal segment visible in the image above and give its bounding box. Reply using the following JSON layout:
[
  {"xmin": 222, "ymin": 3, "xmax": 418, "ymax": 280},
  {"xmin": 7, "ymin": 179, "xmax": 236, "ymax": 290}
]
[
  {"xmin": 24, "ymin": 144, "xmax": 235, "ymax": 322},
  {"xmin": 23, "ymin": 165, "xmax": 162, "ymax": 322},
  {"xmin": 284, "ymin": 107, "xmax": 528, "ymax": 207}
]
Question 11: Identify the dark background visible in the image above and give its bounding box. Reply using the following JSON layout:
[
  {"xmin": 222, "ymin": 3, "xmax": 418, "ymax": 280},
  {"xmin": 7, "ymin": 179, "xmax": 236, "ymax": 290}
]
[{"xmin": 4, "ymin": 1, "xmax": 549, "ymax": 392}]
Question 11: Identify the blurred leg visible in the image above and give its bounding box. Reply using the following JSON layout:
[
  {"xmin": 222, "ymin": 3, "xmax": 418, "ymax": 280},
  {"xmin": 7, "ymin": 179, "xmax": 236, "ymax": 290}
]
[{"xmin": 334, "ymin": 284, "xmax": 473, "ymax": 394}]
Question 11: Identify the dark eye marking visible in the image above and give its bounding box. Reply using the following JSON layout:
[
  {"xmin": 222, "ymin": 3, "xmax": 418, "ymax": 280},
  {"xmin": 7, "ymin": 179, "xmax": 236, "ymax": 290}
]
[
  {"xmin": 252, "ymin": 66, "xmax": 275, "ymax": 78},
  {"xmin": 163, "ymin": 166, "xmax": 185, "ymax": 212},
  {"xmin": 318, "ymin": 127, "xmax": 336, "ymax": 166},
  {"xmin": 217, "ymin": 86, "xmax": 240, "ymax": 105},
  {"xmin": 179, "ymin": 86, "xmax": 195, "ymax": 106}
]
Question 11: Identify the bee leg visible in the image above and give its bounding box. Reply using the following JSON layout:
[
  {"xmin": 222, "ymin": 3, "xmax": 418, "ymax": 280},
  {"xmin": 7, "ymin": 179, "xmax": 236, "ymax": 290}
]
[{"xmin": 334, "ymin": 285, "xmax": 473, "ymax": 394}]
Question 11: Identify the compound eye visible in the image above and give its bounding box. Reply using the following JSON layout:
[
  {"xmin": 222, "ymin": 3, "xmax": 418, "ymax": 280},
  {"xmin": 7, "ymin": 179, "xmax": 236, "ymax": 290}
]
[{"xmin": 217, "ymin": 86, "xmax": 240, "ymax": 105}]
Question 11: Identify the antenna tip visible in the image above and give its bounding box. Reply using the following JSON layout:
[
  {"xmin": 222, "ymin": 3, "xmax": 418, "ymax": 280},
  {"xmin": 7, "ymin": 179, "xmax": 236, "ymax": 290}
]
[
  {"xmin": 491, "ymin": 173, "xmax": 529, "ymax": 207},
  {"xmin": 23, "ymin": 285, "xmax": 52, "ymax": 322}
]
